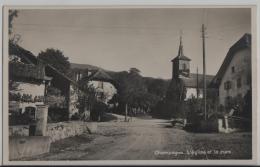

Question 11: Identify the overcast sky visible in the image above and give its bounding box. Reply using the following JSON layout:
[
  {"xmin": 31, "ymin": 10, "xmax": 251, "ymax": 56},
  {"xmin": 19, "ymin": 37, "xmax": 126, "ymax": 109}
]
[{"xmin": 12, "ymin": 8, "xmax": 251, "ymax": 79}]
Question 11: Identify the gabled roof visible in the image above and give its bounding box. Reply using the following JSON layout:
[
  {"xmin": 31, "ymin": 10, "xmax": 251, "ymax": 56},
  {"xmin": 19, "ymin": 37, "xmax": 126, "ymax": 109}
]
[
  {"xmin": 44, "ymin": 63, "xmax": 78, "ymax": 85},
  {"xmin": 9, "ymin": 41, "xmax": 38, "ymax": 64},
  {"xmin": 171, "ymin": 36, "xmax": 191, "ymax": 62},
  {"xmin": 9, "ymin": 42, "xmax": 77, "ymax": 85},
  {"xmin": 71, "ymin": 63, "xmax": 115, "ymax": 84},
  {"xmin": 87, "ymin": 69, "xmax": 113, "ymax": 82},
  {"xmin": 211, "ymin": 33, "xmax": 251, "ymax": 87},
  {"xmin": 9, "ymin": 61, "xmax": 51, "ymax": 81},
  {"xmin": 180, "ymin": 73, "xmax": 214, "ymax": 88},
  {"xmin": 71, "ymin": 63, "xmax": 104, "ymax": 71},
  {"xmin": 9, "ymin": 42, "xmax": 49, "ymax": 81}
]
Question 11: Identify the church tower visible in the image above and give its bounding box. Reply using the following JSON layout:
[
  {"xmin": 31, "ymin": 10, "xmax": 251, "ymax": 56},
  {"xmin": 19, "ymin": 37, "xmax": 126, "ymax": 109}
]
[{"xmin": 171, "ymin": 36, "xmax": 191, "ymax": 79}]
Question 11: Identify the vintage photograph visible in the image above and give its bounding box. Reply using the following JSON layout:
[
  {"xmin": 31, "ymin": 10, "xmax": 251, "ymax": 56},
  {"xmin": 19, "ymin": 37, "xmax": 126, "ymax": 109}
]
[{"xmin": 4, "ymin": 6, "xmax": 254, "ymax": 163}]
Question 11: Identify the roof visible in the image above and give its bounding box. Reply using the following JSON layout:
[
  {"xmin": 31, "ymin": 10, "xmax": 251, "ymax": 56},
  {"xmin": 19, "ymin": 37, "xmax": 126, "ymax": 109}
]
[
  {"xmin": 9, "ymin": 61, "xmax": 51, "ymax": 81},
  {"xmin": 171, "ymin": 36, "xmax": 191, "ymax": 62},
  {"xmin": 9, "ymin": 42, "xmax": 38, "ymax": 64},
  {"xmin": 9, "ymin": 43, "xmax": 50, "ymax": 81},
  {"xmin": 9, "ymin": 42, "xmax": 77, "ymax": 85},
  {"xmin": 180, "ymin": 73, "xmax": 214, "ymax": 88},
  {"xmin": 211, "ymin": 33, "xmax": 251, "ymax": 87},
  {"xmin": 71, "ymin": 63, "xmax": 115, "ymax": 84},
  {"xmin": 87, "ymin": 69, "xmax": 113, "ymax": 82},
  {"xmin": 44, "ymin": 63, "xmax": 78, "ymax": 85},
  {"xmin": 71, "ymin": 63, "xmax": 104, "ymax": 71}
]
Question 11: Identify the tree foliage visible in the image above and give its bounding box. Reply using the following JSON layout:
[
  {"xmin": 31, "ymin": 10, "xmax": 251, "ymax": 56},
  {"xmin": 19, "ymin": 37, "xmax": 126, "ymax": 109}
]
[
  {"xmin": 9, "ymin": 10, "xmax": 18, "ymax": 35},
  {"xmin": 152, "ymin": 78, "xmax": 186, "ymax": 119},
  {"xmin": 9, "ymin": 10, "xmax": 21, "ymax": 44},
  {"xmin": 38, "ymin": 48, "xmax": 71, "ymax": 74},
  {"xmin": 144, "ymin": 77, "xmax": 170, "ymax": 99},
  {"xmin": 109, "ymin": 68, "xmax": 165, "ymax": 115}
]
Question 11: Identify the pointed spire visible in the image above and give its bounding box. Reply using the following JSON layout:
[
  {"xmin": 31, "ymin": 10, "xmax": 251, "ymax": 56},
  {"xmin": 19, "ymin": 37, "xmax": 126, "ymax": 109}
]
[
  {"xmin": 178, "ymin": 35, "xmax": 184, "ymax": 58},
  {"xmin": 171, "ymin": 31, "xmax": 191, "ymax": 62}
]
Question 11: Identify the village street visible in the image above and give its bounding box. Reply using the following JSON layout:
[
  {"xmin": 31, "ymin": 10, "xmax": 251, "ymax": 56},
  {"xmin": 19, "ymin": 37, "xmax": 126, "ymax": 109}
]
[{"xmin": 20, "ymin": 114, "xmax": 252, "ymax": 160}]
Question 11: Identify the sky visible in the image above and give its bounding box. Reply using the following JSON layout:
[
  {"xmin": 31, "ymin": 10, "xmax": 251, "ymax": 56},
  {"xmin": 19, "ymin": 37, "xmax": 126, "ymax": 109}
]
[{"xmin": 11, "ymin": 8, "xmax": 251, "ymax": 79}]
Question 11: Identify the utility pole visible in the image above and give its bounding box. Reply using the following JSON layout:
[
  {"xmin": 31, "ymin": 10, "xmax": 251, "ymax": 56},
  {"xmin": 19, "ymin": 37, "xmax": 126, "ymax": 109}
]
[
  {"xmin": 202, "ymin": 24, "xmax": 207, "ymax": 120},
  {"xmin": 125, "ymin": 103, "xmax": 128, "ymax": 122},
  {"xmin": 196, "ymin": 67, "xmax": 199, "ymax": 99}
]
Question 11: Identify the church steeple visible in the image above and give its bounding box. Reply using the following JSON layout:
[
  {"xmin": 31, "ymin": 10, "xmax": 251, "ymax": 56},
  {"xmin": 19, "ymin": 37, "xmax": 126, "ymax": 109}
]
[
  {"xmin": 177, "ymin": 35, "xmax": 184, "ymax": 58},
  {"xmin": 171, "ymin": 34, "xmax": 191, "ymax": 79}
]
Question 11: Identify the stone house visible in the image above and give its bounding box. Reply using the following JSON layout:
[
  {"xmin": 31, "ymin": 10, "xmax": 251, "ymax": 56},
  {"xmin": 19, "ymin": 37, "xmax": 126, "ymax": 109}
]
[
  {"xmin": 44, "ymin": 64, "xmax": 84, "ymax": 120},
  {"xmin": 71, "ymin": 64, "xmax": 117, "ymax": 105},
  {"xmin": 9, "ymin": 43, "xmax": 84, "ymax": 122},
  {"xmin": 9, "ymin": 42, "xmax": 52, "ymax": 125},
  {"xmin": 211, "ymin": 33, "xmax": 251, "ymax": 108}
]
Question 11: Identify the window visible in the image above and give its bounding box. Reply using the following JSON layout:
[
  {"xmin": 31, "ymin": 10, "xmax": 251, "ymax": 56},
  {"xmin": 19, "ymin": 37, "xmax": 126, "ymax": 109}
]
[
  {"xmin": 224, "ymin": 81, "xmax": 232, "ymax": 90},
  {"xmin": 231, "ymin": 66, "xmax": 235, "ymax": 73},
  {"xmin": 237, "ymin": 77, "xmax": 242, "ymax": 88},
  {"xmin": 182, "ymin": 63, "xmax": 187, "ymax": 70},
  {"xmin": 76, "ymin": 72, "xmax": 81, "ymax": 81}
]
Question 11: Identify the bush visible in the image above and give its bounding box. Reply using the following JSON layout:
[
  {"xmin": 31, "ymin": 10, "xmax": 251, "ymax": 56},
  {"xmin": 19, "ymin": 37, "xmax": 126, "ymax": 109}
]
[
  {"xmin": 90, "ymin": 101, "xmax": 108, "ymax": 121},
  {"xmin": 71, "ymin": 112, "xmax": 80, "ymax": 121},
  {"xmin": 48, "ymin": 108, "xmax": 69, "ymax": 123}
]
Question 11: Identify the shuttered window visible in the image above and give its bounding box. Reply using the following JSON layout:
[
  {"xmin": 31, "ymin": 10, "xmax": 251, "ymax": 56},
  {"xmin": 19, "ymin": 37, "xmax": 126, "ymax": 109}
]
[{"xmin": 224, "ymin": 81, "xmax": 232, "ymax": 90}]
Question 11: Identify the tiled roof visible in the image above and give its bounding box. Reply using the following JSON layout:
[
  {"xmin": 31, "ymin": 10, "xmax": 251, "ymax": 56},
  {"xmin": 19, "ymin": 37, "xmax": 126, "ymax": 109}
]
[
  {"xmin": 9, "ymin": 43, "xmax": 76, "ymax": 85},
  {"xmin": 9, "ymin": 42, "xmax": 38, "ymax": 64},
  {"xmin": 71, "ymin": 63, "xmax": 104, "ymax": 71},
  {"xmin": 211, "ymin": 33, "xmax": 251, "ymax": 87},
  {"xmin": 88, "ymin": 69, "xmax": 113, "ymax": 82},
  {"xmin": 9, "ymin": 62, "xmax": 51, "ymax": 81},
  {"xmin": 180, "ymin": 73, "xmax": 214, "ymax": 88}
]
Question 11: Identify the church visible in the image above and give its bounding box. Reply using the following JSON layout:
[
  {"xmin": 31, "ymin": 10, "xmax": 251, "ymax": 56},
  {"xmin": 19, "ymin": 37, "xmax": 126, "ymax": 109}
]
[{"xmin": 170, "ymin": 36, "xmax": 214, "ymax": 100}]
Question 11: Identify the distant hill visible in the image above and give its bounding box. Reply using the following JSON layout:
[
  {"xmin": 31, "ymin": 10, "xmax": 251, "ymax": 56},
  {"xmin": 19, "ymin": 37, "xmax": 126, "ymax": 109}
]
[
  {"xmin": 70, "ymin": 63, "xmax": 105, "ymax": 71},
  {"xmin": 70, "ymin": 62, "xmax": 171, "ymax": 85}
]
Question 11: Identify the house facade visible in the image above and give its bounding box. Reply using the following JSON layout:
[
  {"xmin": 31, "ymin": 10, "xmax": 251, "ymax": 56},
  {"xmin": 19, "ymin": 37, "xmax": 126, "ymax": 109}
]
[
  {"xmin": 72, "ymin": 64, "xmax": 117, "ymax": 105},
  {"xmin": 211, "ymin": 33, "xmax": 251, "ymax": 107},
  {"xmin": 9, "ymin": 43, "xmax": 85, "ymax": 122},
  {"xmin": 9, "ymin": 43, "xmax": 52, "ymax": 125}
]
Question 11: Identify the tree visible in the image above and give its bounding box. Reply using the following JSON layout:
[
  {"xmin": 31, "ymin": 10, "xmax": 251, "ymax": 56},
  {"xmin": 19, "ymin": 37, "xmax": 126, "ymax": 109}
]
[
  {"xmin": 9, "ymin": 10, "xmax": 18, "ymax": 35},
  {"xmin": 160, "ymin": 78, "xmax": 186, "ymax": 119},
  {"xmin": 9, "ymin": 10, "xmax": 22, "ymax": 44},
  {"xmin": 145, "ymin": 78, "xmax": 170, "ymax": 99},
  {"xmin": 38, "ymin": 48, "xmax": 71, "ymax": 74}
]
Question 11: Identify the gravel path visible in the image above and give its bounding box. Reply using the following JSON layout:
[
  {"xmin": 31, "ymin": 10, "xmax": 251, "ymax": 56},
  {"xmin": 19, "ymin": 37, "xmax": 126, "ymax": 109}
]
[{"xmin": 21, "ymin": 116, "xmax": 252, "ymax": 160}]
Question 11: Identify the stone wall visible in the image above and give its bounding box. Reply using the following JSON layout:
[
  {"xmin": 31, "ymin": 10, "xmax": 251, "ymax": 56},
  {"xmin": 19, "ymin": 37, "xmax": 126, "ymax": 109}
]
[
  {"xmin": 46, "ymin": 121, "xmax": 89, "ymax": 142},
  {"xmin": 69, "ymin": 85, "xmax": 80, "ymax": 118},
  {"xmin": 9, "ymin": 136, "xmax": 51, "ymax": 160},
  {"xmin": 9, "ymin": 125, "xmax": 29, "ymax": 137},
  {"xmin": 9, "ymin": 121, "xmax": 92, "ymax": 143}
]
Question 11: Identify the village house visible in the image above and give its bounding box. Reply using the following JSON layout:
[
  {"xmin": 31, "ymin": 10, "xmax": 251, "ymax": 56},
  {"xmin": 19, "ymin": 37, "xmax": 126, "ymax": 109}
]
[
  {"xmin": 171, "ymin": 36, "xmax": 214, "ymax": 100},
  {"xmin": 211, "ymin": 33, "xmax": 251, "ymax": 111},
  {"xmin": 71, "ymin": 63, "xmax": 117, "ymax": 105},
  {"xmin": 9, "ymin": 42, "xmax": 52, "ymax": 125},
  {"xmin": 9, "ymin": 43, "xmax": 86, "ymax": 123},
  {"xmin": 169, "ymin": 34, "xmax": 252, "ymax": 132}
]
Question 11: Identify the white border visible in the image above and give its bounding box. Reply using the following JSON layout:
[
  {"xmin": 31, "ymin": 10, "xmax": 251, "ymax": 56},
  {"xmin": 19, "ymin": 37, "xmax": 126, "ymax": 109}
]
[{"xmin": 1, "ymin": 0, "xmax": 259, "ymax": 166}]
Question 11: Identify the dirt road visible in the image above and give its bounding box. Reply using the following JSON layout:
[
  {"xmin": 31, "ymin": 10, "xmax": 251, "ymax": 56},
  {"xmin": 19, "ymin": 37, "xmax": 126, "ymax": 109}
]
[{"xmin": 23, "ymin": 116, "xmax": 252, "ymax": 160}]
